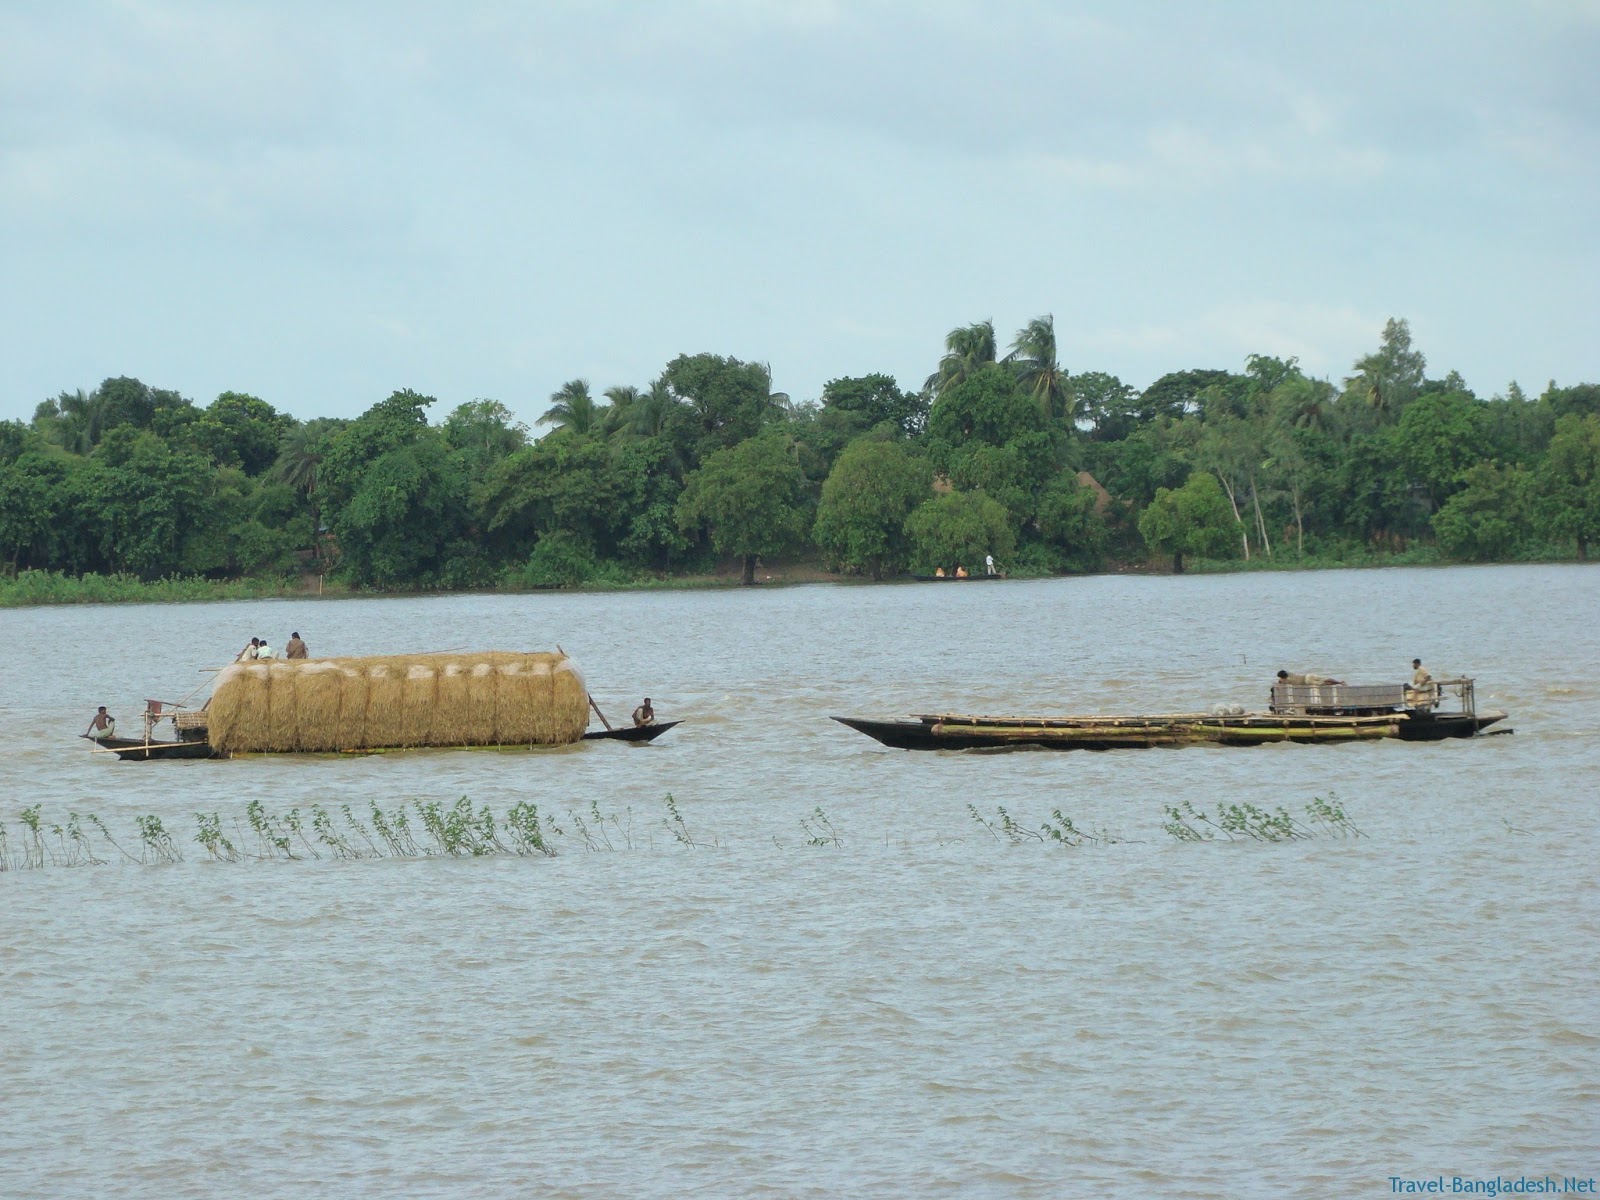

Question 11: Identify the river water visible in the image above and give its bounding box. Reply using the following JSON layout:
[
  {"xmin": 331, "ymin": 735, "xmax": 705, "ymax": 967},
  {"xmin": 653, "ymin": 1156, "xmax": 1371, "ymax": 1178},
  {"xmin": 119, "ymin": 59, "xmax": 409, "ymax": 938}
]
[{"xmin": 2, "ymin": 564, "xmax": 1596, "ymax": 1198}]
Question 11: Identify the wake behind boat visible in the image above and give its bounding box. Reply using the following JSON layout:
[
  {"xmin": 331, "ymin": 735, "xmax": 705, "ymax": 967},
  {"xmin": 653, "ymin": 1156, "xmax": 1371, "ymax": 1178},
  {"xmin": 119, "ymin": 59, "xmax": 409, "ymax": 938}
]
[{"xmin": 834, "ymin": 677, "xmax": 1508, "ymax": 751}]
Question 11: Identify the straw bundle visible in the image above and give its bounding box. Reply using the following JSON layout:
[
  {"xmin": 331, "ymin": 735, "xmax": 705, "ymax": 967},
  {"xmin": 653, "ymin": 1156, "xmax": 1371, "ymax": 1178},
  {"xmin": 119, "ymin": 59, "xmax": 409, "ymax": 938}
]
[{"xmin": 207, "ymin": 651, "xmax": 588, "ymax": 754}]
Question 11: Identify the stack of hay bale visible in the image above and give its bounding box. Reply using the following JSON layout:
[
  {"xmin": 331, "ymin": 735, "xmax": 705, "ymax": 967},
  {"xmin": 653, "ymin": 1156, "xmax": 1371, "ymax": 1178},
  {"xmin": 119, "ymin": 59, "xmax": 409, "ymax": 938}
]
[{"xmin": 207, "ymin": 651, "xmax": 588, "ymax": 754}]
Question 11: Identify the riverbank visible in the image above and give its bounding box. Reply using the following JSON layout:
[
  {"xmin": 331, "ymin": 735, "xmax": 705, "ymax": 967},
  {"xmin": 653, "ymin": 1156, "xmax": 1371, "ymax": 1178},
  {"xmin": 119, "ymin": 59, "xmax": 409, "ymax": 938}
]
[{"xmin": 2, "ymin": 548, "xmax": 1586, "ymax": 608}]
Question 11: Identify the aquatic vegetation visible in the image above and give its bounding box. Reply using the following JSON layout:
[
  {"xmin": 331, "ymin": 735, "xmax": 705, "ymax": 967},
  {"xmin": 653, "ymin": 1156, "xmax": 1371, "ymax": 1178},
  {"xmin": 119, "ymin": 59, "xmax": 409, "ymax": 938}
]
[
  {"xmin": 1161, "ymin": 793, "xmax": 1366, "ymax": 842},
  {"xmin": 663, "ymin": 792, "xmax": 698, "ymax": 848},
  {"xmin": 800, "ymin": 806, "xmax": 842, "ymax": 847},
  {"xmin": 966, "ymin": 804, "xmax": 1124, "ymax": 847}
]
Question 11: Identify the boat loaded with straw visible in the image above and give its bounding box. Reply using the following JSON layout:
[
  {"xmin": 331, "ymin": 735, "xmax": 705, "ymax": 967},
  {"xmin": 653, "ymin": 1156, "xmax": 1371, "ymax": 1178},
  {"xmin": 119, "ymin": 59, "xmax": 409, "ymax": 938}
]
[
  {"xmin": 833, "ymin": 676, "xmax": 1510, "ymax": 752},
  {"xmin": 86, "ymin": 650, "xmax": 679, "ymax": 760}
]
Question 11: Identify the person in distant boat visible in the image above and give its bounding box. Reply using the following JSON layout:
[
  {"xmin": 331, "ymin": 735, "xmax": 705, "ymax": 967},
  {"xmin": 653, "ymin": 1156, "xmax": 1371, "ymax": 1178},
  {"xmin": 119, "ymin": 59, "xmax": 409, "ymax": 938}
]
[
  {"xmin": 285, "ymin": 632, "xmax": 308, "ymax": 660},
  {"xmin": 236, "ymin": 637, "xmax": 260, "ymax": 661},
  {"xmin": 985, "ymin": 553, "xmax": 996, "ymax": 576},
  {"xmin": 255, "ymin": 637, "xmax": 276, "ymax": 661},
  {"xmin": 1406, "ymin": 658, "xmax": 1437, "ymax": 707},
  {"xmin": 954, "ymin": 564, "xmax": 968, "ymax": 578},
  {"xmin": 1276, "ymin": 669, "xmax": 1345, "ymax": 686},
  {"xmin": 83, "ymin": 706, "xmax": 116, "ymax": 740},
  {"xmin": 934, "ymin": 566, "xmax": 946, "ymax": 577},
  {"xmin": 632, "ymin": 697, "xmax": 655, "ymax": 727}
]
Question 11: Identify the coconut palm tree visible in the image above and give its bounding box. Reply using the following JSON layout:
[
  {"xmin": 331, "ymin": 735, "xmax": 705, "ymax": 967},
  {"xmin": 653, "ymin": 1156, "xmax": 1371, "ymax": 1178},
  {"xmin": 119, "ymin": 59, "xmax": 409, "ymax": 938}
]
[
  {"xmin": 925, "ymin": 320, "xmax": 997, "ymax": 398},
  {"xmin": 601, "ymin": 385, "xmax": 641, "ymax": 438},
  {"xmin": 1005, "ymin": 314, "xmax": 1069, "ymax": 421},
  {"xmin": 273, "ymin": 421, "xmax": 332, "ymax": 564},
  {"xmin": 538, "ymin": 379, "xmax": 602, "ymax": 436}
]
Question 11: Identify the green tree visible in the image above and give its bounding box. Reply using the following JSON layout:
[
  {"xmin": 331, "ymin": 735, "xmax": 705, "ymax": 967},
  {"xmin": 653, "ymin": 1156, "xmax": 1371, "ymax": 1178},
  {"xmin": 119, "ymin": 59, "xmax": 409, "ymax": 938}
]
[
  {"xmin": 320, "ymin": 391, "xmax": 469, "ymax": 586},
  {"xmin": 1431, "ymin": 463, "xmax": 1534, "ymax": 561},
  {"xmin": 538, "ymin": 379, "xmax": 603, "ymax": 437},
  {"xmin": 183, "ymin": 392, "xmax": 295, "ymax": 475},
  {"xmin": 676, "ymin": 434, "xmax": 809, "ymax": 584},
  {"xmin": 1537, "ymin": 413, "xmax": 1600, "ymax": 558},
  {"xmin": 1137, "ymin": 471, "xmax": 1236, "ymax": 573},
  {"xmin": 0, "ymin": 452, "xmax": 61, "ymax": 572},
  {"xmin": 1071, "ymin": 371, "xmax": 1138, "ymax": 440},
  {"xmin": 926, "ymin": 319, "xmax": 997, "ymax": 398},
  {"xmin": 819, "ymin": 373, "xmax": 926, "ymax": 439},
  {"xmin": 927, "ymin": 363, "xmax": 1043, "ymax": 452},
  {"xmin": 1034, "ymin": 475, "xmax": 1109, "ymax": 571},
  {"xmin": 1344, "ymin": 317, "xmax": 1426, "ymax": 421},
  {"xmin": 662, "ymin": 354, "xmax": 787, "ymax": 459},
  {"xmin": 1005, "ymin": 314, "xmax": 1070, "ymax": 422},
  {"xmin": 1392, "ymin": 390, "xmax": 1493, "ymax": 509},
  {"xmin": 70, "ymin": 428, "xmax": 213, "ymax": 578},
  {"xmin": 905, "ymin": 490, "xmax": 1015, "ymax": 574},
  {"xmin": 443, "ymin": 399, "xmax": 528, "ymax": 474},
  {"xmin": 814, "ymin": 440, "xmax": 931, "ymax": 579}
]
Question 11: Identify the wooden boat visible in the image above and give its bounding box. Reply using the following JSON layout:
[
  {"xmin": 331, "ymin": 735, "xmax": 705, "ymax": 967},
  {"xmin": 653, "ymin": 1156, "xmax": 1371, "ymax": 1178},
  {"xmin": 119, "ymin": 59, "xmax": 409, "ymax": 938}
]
[
  {"xmin": 834, "ymin": 677, "xmax": 1509, "ymax": 751},
  {"xmin": 582, "ymin": 720, "xmax": 680, "ymax": 743},
  {"xmin": 910, "ymin": 573, "xmax": 1005, "ymax": 582},
  {"xmin": 82, "ymin": 652, "xmax": 680, "ymax": 760},
  {"xmin": 87, "ymin": 735, "xmax": 215, "ymax": 761},
  {"xmin": 90, "ymin": 720, "xmax": 682, "ymax": 760}
]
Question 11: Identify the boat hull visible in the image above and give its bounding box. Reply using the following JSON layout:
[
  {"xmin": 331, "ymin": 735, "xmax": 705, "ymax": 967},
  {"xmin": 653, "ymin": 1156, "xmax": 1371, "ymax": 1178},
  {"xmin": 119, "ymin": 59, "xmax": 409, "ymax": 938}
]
[
  {"xmin": 90, "ymin": 721, "xmax": 681, "ymax": 760},
  {"xmin": 91, "ymin": 736, "xmax": 216, "ymax": 761},
  {"xmin": 582, "ymin": 720, "xmax": 680, "ymax": 743},
  {"xmin": 832, "ymin": 710, "xmax": 1508, "ymax": 751}
]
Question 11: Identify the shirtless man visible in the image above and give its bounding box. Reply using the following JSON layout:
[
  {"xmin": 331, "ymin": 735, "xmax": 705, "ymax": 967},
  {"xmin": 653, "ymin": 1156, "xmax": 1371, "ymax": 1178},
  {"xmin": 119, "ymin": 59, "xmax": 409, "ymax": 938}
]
[
  {"xmin": 83, "ymin": 706, "xmax": 116, "ymax": 740},
  {"xmin": 632, "ymin": 697, "xmax": 656, "ymax": 727}
]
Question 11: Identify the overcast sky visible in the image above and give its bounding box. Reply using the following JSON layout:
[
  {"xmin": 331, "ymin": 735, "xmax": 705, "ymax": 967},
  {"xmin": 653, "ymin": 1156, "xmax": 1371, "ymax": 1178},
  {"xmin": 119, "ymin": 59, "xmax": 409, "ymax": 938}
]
[{"xmin": 2, "ymin": 0, "xmax": 1596, "ymax": 428}]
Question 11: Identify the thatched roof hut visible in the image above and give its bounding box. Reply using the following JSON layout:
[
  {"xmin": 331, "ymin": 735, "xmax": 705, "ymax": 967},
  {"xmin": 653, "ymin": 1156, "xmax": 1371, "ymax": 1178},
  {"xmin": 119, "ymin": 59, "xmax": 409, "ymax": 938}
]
[{"xmin": 207, "ymin": 651, "xmax": 588, "ymax": 754}]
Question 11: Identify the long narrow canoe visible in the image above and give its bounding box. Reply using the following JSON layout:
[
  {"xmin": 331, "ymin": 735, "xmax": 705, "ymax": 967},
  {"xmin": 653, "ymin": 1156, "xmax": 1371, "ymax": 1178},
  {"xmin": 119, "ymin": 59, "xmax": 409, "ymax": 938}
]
[
  {"xmin": 833, "ymin": 708, "xmax": 1507, "ymax": 751},
  {"xmin": 582, "ymin": 720, "xmax": 681, "ymax": 743},
  {"xmin": 88, "ymin": 736, "xmax": 214, "ymax": 761}
]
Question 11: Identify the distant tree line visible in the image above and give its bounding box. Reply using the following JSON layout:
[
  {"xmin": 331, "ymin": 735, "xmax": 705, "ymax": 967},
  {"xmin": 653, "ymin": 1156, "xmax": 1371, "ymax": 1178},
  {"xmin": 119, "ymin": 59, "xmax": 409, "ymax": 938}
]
[{"xmin": 2, "ymin": 317, "xmax": 1597, "ymax": 589}]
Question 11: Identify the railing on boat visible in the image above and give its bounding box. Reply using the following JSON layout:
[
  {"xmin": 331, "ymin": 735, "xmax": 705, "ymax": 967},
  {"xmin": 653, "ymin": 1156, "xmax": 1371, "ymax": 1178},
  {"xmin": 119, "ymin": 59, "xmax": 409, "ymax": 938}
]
[{"xmin": 1270, "ymin": 678, "xmax": 1476, "ymax": 718}]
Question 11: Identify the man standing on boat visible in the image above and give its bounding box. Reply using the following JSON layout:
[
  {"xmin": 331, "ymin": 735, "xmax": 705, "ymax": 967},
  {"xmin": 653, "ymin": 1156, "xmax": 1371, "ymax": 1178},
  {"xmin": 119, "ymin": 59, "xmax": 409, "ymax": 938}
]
[
  {"xmin": 985, "ymin": 553, "xmax": 997, "ymax": 576},
  {"xmin": 83, "ymin": 706, "xmax": 116, "ymax": 740},
  {"xmin": 1407, "ymin": 658, "xmax": 1437, "ymax": 707}
]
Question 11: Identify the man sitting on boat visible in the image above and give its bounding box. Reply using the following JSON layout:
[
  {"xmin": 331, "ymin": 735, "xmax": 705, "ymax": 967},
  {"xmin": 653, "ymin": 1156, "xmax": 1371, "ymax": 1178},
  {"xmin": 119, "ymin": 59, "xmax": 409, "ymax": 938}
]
[
  {"xmin": 82, "ymin": 706, "xmax": 116, "ymax": 740},
  {"xmin": 632, "ymin": 697, "xmax": 655, "ymax": 727}
]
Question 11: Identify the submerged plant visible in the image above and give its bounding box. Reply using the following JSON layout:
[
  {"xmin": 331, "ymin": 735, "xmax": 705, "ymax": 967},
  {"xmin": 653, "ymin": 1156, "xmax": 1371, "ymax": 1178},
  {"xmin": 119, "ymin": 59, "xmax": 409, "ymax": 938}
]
[
  {"xmin": 194, "ymin": 812, "xmax": 239, "ymax": 862},
  {"xmin": 136, "ymin": 814, "xmax": 183, "ymax": 864},
  {"xmin": 800, "ymin": 807, "xmax": 842, "ymax": 847},
  {"xmin": 1162, "ymin": 794, "xmax": 1366, "ymax": 843},
  {"xmin": 663, "ymin": 793, "xmax": 696, "ymax": 848}
]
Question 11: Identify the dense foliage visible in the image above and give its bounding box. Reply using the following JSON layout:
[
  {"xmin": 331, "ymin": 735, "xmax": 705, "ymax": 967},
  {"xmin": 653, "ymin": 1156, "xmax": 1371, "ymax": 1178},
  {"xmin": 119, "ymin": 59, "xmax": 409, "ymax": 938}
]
[{"xmin": 3, "ymin": 319, "xmax": 1596, "ymax": 594}]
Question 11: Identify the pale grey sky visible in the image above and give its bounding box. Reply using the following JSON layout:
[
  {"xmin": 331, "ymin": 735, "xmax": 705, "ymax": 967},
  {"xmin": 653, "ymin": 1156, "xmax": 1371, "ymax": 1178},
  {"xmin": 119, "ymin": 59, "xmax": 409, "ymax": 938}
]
[{"xmin": 2, "ymin": 0, "xmax": 1596, "ymax": 427}]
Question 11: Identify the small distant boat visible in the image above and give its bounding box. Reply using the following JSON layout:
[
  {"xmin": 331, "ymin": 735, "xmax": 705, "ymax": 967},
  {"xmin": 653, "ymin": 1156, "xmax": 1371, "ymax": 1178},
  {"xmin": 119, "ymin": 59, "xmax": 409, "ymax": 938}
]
[
  {"xmin": 834, "ymin": 677, "xmax": 1509, "ymax": 751},
  {"xmin": 909, "ymin": 573, "xmax": 1006, "ymax": 582}
]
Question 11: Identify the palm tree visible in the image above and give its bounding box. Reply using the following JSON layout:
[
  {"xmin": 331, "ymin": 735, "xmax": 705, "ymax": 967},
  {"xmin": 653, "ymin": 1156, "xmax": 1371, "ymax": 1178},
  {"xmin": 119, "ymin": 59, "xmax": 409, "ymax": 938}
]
[
  {"xmin": 925, "ymin": 320, "xmax": 997, "ymax": 397},
  {"xmin": 1343, "ymin": 317, "xmax": 1426, "ymax": 421},
  {"xmin": 46, "ymin": 389, "xmax": 105, "ymax": 454},
  {"xmin": 601, "ymin": 385, "xmax": 641, "ymax": 438},
  {"xmin": 538, "ymin": 379, "xmax": 602, "ymax": 436},
  {"xmin": 1005, "ymin": 314, "xmax": 1069, "ymax": 421},
  {"xmin": 273, "ymin": 422, "xmax": 330, "ymax": 564}
]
